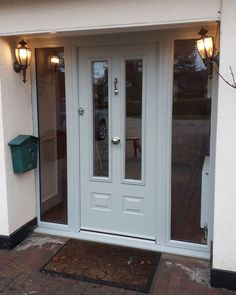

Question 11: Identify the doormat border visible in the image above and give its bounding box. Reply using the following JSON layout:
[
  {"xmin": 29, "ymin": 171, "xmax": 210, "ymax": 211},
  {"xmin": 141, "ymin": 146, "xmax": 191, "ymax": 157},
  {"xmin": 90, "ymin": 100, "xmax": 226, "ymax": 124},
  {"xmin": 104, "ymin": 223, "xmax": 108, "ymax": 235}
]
[{"xmin": 40, "ymin": 239, "xmax": 161, "ymax": 293}]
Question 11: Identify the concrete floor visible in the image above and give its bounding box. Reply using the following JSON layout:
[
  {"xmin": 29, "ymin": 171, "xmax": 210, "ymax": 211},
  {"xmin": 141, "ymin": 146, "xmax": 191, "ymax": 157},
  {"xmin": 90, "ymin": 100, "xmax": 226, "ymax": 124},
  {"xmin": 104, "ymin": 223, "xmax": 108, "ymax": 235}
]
[{"xmin": 0, "ymin": 233, "xmax": 235, "ymax": 295}]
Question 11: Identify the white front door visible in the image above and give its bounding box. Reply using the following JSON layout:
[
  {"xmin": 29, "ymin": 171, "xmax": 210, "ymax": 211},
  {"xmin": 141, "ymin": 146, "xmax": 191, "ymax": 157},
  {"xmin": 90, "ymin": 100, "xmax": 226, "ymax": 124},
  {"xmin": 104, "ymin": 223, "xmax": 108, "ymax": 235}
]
[{"xmin": 78, "ymin": 44, "xmax": 158, "ymax": 240}]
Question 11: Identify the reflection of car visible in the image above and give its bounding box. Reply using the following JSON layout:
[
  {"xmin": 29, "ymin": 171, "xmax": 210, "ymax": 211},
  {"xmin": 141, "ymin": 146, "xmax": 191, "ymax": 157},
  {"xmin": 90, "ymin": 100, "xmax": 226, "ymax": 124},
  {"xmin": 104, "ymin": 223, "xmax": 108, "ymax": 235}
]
[{"xmin": 95, "ymin": 110, "xmax": 107, "ymax": 140}]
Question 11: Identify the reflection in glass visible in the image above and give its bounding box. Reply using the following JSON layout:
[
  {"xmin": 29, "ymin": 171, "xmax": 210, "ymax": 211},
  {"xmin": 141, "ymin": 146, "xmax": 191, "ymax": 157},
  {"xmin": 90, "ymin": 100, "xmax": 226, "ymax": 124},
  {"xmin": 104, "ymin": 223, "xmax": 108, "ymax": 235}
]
[
  {"xmin": 36, "ymin": 47, "xmax": 67, "ymax": 224},
  {"xmin": 92, "ymin": 61, "xmax": 109, "ymax": 177},
  {"xmin": 125, "ymin": 60, "xmax": 143, "ymax": 180},
  {"xmin": 171, "ymin": 40, "xmax": 211, "ymax": 244}
]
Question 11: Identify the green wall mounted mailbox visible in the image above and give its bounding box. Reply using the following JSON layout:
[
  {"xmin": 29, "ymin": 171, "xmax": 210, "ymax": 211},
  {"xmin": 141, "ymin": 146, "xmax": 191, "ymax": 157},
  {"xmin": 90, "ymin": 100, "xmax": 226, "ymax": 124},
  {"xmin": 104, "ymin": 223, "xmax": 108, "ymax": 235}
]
[{"xmin": 8, "ymin": 135, "xmax": 38, "ymax": 173}]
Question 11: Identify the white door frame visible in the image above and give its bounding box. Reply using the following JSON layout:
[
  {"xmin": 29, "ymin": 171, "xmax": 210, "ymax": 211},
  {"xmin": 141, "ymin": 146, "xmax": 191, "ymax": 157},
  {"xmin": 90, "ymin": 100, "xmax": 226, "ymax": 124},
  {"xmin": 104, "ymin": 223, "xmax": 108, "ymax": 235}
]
[{"xmin": 31, "ymin": 26, "xmax": 217, "ymax": 259}]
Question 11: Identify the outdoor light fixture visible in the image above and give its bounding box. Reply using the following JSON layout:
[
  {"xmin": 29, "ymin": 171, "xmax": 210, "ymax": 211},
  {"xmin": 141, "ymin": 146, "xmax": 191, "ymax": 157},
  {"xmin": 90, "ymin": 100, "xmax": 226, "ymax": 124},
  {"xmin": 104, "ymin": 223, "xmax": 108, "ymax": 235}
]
[
  {"xmin": 196, "ymin": 28, "xmax": 219, "ymax": 65},
  {"xmin": 196, "ymin": 26, "xmax": 236, "ymax": 89},
  {"xmin": 196, "ymin": 28, "xmax": 214, "ymax": 59},
  {"xmin": 13, "ymin": 39, "xmax": 32, "ymax": 83}
]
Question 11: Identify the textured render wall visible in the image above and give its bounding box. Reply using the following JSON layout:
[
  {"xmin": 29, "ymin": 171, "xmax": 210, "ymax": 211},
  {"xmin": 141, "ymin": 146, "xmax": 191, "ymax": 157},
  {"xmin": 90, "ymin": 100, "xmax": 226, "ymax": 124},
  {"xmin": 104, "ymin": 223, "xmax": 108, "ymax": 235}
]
[
  {"xmin": 213, "ymin": 0, "xmax": 236, "ymax": 272},
  {"xmin": 0, "ymin": 37, "xmax": 36, "ymax": 235},
  {"xmin": 0, "ymin": 69, "xmax": 9, "ymax": 235},
  {"xmin": 0, "ymin": 0, "xmax": 221, "ymax": 36}
]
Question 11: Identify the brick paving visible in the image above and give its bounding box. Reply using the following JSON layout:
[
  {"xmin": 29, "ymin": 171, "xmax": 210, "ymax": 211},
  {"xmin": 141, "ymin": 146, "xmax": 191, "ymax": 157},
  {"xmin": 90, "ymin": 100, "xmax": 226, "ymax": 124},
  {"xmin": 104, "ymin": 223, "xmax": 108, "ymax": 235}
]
[{"xmin": 0, "ymin": 233, "xmax": 235, "ymax": 295}]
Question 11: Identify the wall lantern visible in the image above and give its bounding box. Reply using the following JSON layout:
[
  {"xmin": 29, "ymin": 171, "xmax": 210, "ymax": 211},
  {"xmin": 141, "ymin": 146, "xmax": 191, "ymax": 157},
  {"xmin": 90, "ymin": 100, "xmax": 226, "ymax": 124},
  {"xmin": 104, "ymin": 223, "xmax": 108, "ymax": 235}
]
[
  {"xmin": 196, "ymin": 27, "xmax": 236, "ymax": 89},
  {"xmin": 196, "ymin": 28, "xmax": 214, "ymax": 60},
  {"xmin": 13, "ymin": 39, "xmax": 32, "ymax": 83},
  {"xmin": 196, "ymin": 28, "xmax": 219, "ymax": 65}
]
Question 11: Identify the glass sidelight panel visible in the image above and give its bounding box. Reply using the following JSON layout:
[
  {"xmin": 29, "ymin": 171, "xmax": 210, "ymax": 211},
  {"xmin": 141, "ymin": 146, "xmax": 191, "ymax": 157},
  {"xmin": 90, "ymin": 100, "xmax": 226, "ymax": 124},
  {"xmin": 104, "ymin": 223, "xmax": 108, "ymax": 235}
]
[
  {"xmin": 36, "ymin": 48, "xmax": 67, "ymax": 224},
  {"xmin": 125, "ymin": 60, "xmax": 143, "ymax": 180},
  {"xmin": 92, "ymin": 61, "xmax": 109, "ymax": 177},
  {"xmin": 171, "ymin": 40, "xmax": 211, "ymax": 244}
]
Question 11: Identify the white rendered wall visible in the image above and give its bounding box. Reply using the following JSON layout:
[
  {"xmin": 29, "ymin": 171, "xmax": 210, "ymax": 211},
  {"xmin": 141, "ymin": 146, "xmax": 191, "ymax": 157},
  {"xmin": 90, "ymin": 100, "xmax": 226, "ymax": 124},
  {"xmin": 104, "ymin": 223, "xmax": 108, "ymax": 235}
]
[
  {"xmin": 213, "ymin": 0, "xmax": 236, "ymax": 272},
  {"xmin": 0, "ymin": 37, "xmax": 36, "ymax": 235},
  {"xmin": 0, "ymin": 63, "xmax": 9, "ymax": 235},
  {"xmin": 0, "ymin": 0, "xmax": 220, "ymax": 36}
]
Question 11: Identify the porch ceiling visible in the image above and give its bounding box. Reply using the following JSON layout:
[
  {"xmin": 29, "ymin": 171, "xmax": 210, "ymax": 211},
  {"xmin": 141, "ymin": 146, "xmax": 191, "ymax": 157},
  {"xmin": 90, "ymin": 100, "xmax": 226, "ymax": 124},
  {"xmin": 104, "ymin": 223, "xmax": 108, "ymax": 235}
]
[{"xmin": 23, "ymin": 21, "xmax": 218, "ymax": 40}]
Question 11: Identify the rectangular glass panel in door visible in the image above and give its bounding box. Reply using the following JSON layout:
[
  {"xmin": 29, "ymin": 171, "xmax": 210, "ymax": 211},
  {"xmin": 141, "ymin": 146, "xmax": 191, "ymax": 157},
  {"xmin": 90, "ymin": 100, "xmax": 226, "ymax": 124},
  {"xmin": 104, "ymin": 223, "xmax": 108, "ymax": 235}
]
[
  {"xmin": 92, "ymin": 61, "xmax": 109, "ymax": 177},
  {"xmin": 171, "ymin": 40, "xmax": 211, "ymax": 244},
  {"xmin": 36, "ymin": 47, "xmax": 68, "ymax": 224},
  {"xmin": 125, "ymin": 59, "xmax": 143, "ymax": 180}
]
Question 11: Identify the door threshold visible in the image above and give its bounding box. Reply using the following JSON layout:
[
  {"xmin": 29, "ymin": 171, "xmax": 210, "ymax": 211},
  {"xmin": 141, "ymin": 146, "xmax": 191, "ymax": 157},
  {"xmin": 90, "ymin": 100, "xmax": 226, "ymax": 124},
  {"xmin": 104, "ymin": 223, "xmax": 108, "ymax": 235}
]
[
  {"xmin": 35, "ymin": 226, "xmax": 210, "ymax": 260},
  {"xmin": 80, "ymin": 228, "xmax": 156, "ymax": 242}
]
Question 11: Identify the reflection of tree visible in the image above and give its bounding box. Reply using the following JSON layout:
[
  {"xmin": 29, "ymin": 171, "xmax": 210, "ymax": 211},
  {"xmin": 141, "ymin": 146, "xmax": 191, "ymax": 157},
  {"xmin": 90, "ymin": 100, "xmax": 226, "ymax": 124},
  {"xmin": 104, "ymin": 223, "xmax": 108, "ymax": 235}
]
[
  {"xmin": 174, "ymin": 41, "xmax": 206, "ymax": 72},
  {"xmin": 173, "ymin": 40, "xmax": 208, "ymax": 99},
  {"xmin": 126, "ymin": 60, "xmax": 142, "ymax": 117},
  {"xmin": 93, "ymin": 66, "xmax": 108, "ymax": 109},
  {"xmin": 126, "ymin": 61, "xmax": 142, "ymax": 102},
  {"xmin": 55, "ymin": 51, "xmax": 65, "ymax": 73},
  {"xmin": 174, "ymin": 41, "xmax": 197, "ymax": 71},
  {"xmin": 174, "ymin": 51, "xmax": 198, "ymax": 72}
]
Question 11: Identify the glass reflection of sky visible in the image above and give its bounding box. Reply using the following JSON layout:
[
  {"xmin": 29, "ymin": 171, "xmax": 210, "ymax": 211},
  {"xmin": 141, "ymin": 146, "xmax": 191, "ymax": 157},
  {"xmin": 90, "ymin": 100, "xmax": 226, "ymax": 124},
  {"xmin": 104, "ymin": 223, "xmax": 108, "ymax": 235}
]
[
  {"xmin": 93, "ymin": 61, "xmax": 107, "ymax": 79},
  {"xmin": 195, "ymin": 51, "xmax": 207, "ymax": 71}
]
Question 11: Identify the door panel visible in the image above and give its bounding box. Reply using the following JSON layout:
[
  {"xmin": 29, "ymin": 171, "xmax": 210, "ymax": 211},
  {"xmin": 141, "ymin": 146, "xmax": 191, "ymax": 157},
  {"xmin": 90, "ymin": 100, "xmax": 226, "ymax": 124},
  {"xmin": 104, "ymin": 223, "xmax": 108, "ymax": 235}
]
[{"xmin": 78, "ymin": 44, "xmax": 157, "ymax": 239}]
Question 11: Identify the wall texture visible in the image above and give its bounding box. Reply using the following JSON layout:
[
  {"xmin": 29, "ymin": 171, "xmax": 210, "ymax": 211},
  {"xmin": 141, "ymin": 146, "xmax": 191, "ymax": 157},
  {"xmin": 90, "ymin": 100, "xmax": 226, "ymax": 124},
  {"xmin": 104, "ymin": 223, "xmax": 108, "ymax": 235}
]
[
  {"xmin": 0, "ymin": 66, "xmax": 9, "ymax": 236},
  {"xmin": 0, "ymin": 0, "xmax": 221, "ymax": 36},
  {"xmin": 213, "ymin": 0, "xmax": 236, "ymax": 272},
  {"xmin": 0, "ymin": 37, "xmax": 35, "ymax": 235}
]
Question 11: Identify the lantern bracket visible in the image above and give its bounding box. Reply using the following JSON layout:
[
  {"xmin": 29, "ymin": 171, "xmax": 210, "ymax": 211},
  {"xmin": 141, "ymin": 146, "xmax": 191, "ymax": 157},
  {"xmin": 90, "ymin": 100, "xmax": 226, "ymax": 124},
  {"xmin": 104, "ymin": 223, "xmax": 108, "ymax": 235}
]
[
  {"xmin": 198, "ymin": 28, "xmax": 208, "ymax": 38},
  {"xmin": 13, "ymin": 61, "xmax": 22, "ymax": 73}
]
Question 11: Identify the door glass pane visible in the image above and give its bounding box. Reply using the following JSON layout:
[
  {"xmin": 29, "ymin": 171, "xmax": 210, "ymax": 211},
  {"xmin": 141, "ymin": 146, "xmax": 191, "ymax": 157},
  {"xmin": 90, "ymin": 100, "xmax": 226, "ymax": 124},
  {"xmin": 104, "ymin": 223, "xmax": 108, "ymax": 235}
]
[
  {"xmin": 92, "ymin": 61, "xmax": 109, "ymax": 177},
  {"xmin": 171, "ymin": 40, "xmax": 211, "ymax": 244},
  {"xmin": 36, "ymin": 47, "xmax": 68, "ymax": 224},
  {"xmin": 125, "ymin": 60, "xmax": 143, "ymax": 180}
]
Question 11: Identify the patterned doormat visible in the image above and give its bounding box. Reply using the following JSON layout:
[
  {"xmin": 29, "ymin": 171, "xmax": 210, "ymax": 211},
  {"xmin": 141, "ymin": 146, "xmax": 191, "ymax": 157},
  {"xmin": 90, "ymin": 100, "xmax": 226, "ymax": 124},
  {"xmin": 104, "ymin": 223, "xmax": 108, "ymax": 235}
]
[{"xmin": 41, "ymin": 239, "xmax": 161, "ymax": 293}]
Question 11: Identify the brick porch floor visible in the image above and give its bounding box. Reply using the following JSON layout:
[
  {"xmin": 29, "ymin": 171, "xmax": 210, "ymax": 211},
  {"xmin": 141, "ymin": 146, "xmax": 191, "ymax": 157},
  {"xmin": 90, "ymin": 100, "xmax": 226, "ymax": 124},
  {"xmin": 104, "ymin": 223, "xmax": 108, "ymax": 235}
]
[{"xmin": 0, "ymin": 233, "xmax": 235, "ymax": 295}]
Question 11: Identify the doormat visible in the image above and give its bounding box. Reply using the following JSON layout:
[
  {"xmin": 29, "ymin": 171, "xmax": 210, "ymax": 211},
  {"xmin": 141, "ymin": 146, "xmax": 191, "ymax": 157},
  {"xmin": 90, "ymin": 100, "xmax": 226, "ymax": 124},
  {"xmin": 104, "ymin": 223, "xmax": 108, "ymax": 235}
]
[{"xmin": 41, "ymin": 239, "xmax": 161, "ymax": 293}]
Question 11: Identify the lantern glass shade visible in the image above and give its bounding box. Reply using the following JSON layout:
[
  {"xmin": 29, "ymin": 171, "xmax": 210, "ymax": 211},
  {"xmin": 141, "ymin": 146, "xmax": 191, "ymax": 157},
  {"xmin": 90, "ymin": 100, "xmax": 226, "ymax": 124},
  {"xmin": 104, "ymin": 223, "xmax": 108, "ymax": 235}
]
[
  {"xmin": 197, "ymin": 36, "xmax": 214, "ymax": 59},
  {"xmin": 15, "ymin": 47, "xmax": 31, "ymax": 67}
]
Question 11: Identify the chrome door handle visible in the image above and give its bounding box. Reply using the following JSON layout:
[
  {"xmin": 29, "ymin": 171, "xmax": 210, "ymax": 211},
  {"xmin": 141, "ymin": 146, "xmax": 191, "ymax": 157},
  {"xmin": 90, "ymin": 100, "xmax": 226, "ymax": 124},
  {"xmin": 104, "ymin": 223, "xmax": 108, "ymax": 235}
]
[
  {"xmin": 111, "ymin": 137, "xmax": 120, "ymax": 145},
  {"xmin": 78, "ymin": 107, "xmax": 84, "ymax": 115}
]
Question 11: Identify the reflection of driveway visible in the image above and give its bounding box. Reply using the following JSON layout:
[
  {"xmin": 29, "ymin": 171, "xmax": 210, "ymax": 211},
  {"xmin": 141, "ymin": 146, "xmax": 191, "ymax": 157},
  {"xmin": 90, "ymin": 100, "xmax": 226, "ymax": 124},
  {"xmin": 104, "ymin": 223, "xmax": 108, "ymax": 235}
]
[
  {"xmin": 171, "ymin": 119, "xmax": 210, "ymax": 244},
  {"xmin": 126, "ymin": 117, "xmax": 141, "ymax": 138},
  {"xmin": 171, "ymin": 163, "xmax": 205, "ymax": 244},
  {"xmin": 172, "ymin": 119, "xmax": 210, "ymax": 166}
]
